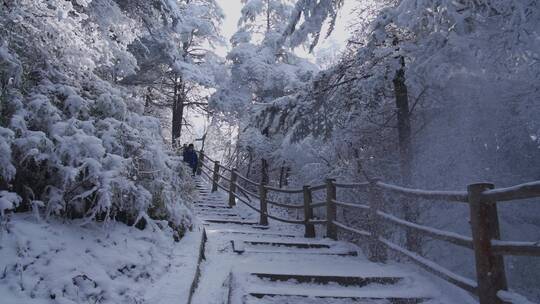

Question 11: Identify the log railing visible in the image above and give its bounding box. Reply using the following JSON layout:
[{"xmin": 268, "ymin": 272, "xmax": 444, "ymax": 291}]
[{"xmin": 195, "ymin": 151, "xmax": 540, "ymax": 304}]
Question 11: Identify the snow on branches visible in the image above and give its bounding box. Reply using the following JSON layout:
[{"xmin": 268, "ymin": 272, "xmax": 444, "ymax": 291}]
[{"xmin": 0, "ymin": 0, "xmax": 206, "ymax": 234}]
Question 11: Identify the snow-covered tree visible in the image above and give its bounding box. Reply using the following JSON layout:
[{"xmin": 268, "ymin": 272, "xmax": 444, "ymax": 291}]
[
  {"xmin": 0, "ymin": 0, "xmax": 226, "ymax": 237},
  {"xmin": 209, "ymin": 0, "xmax": 320, "ymax": 178},
  {"xmin": 111, "ymin": 0, "xmax": 225, "ymax": 146}
]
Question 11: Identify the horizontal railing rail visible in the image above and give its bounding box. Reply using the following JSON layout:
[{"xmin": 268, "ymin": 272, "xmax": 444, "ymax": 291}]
[
  {"xmin": 375, "ymin": 181, "xmax": 469, "ymax": 202},
  {"xmin": 235, "ymin": 171, "xmax": 260, "ymax": 187},
  {"xmin": 265, "ymin": 185, "xmax": 304, "ymax": 194},
  {"xmin": 234, "ymin": 183, "xmax": 260, "ymax": 200},
  {"xmin": 217, "ymin": 173, "xmax": 231, "ymax": 183},
  {"xmin": 194, "ymin": 150, "xmax": 540, "ymax": 304},
  {"xmin": 377, "ymin": 211, "xmax": 474, "ymax": 249},
  {"xmin": 481, "ymin": 181, "xmax": 540, "ymax": 202},
  {"xmin": 378, "ymin": 237, "xmax": 478, "ymax": 294},
  {"xmin": 490, "ymin": 240, "xmax": 540, "ymax": 257},
  {"xmin": 266, "ymin": 199, "xmax": 304, "ymax": 209},
  {"xmin": 334, "ymin": 181, "xmax": 370, "ymax": 189},
  {"xmin": 332, "ymin": 199, "xmax": 370, "ymax": 211}
]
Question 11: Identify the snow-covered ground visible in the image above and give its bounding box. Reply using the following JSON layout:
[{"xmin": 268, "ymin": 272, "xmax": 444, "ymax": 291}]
[{"xmin": 0, "ymin": 213, "xmax": 204, "ymax": 304}]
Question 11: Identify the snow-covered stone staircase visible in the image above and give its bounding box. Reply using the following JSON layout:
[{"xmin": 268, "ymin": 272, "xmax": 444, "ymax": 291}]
[{"xmin": 190, "ymin": 177, "xmax": 459, "ymax": 304}]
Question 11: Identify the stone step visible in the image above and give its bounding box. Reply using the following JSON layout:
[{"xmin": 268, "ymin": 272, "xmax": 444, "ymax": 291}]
[
  {"xmin": 244, "ymin": 240, "xmax": 331, "ymax": 249},
  {"xmin": 202, "ymin": 222, "xmax": 270, "ymax": 230},
  {"xmin": 194, "ymin": 198, "xmax": 226, "ymax": 202},
  {"xmin": 250, "ymin": 272, "xmax": 402, "ymax": 286},
  {"xmin": 196, "ymin": 209, "xmax": 237, "ymax": 215},
  {"xmin": 204, "ymin": 228, "xmax": 299, "ymax": 238},
  {"xmin": 200, "ymin": 215, "xmax": 247, "ymax": 221},
  {"xmin": 194, "ymin": 204, "xmax": 231, "ymax": 209},
  {"xmin": 195, "ymin": 207, "xmax": 236, "ymax": 212},
  {"xmin": 231, "ymin": 240, "xmax": 357, "ymax": 256},
  {"xmin": 203, "ymin": 219, "xmax": 261, "ymax": 225},
  {"xmin": 244, "ymin": 293, "xmax": 428, "ymax": 304},
  {"xmin": 196, "ymin": 212, "xmax": 241, "ymax": 218}
]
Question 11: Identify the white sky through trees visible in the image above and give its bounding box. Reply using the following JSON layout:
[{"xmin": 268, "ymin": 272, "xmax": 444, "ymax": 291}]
[{"xmin": 214, "ymin": 0, "xmax": 353, "ymax": 59}]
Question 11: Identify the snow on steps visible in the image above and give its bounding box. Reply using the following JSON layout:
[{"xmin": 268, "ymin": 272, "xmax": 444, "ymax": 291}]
[
  {"xmin": 203, "ymin": 218, "xmax": 261, "ymax": 225},
  {"xmin": 205, "ymin": 227, "xmax": 300, "ymax": 238},
  {"xmin": 241, "ymin": 277, "xmax": 430, "ymax": 303},
  {"xmin": 193, "ymin": 208, "xmax": 244, "ymax": 218},
  {"xmin": 243, "ymin": 295, "xmax": 426, "ymax": 304},
  {"xmin": 231, "ymin": 237, "xmax": 359, "ymax": 256},
  {"xmin": 204, "ymin": 213, "xmax": 244, "ymax": 218},
  {"xmin": 190, "ymin": 177, "xmax": 463, "ymax": 304},
  {"xmin": 203, "ymin": 221, "xmax": 272, "ymax": 230},
  {"xmin": 194, "ymin": 203, "xmax": 232, "ymax": 209},
  {"xmin": 250, "ymin": 273, "xmax": 402, "ymax": 286},
  {"xmin": 227, "ymin": 258, "xmax": 428, "ymax": 303},
  {"xmin": 230, "ymin": 271, "xmax": 431, "ymax": 304},
  {"xmin": 195, "ymin": 209, "xmax": 239, "ymax": 216},
  {"xmin": 244, "ymin": 294, "xmax": 428, "ymax": 304}
]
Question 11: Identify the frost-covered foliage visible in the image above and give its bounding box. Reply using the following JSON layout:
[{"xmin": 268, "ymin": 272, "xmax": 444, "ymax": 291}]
[
  {"xmin": 282, "ymin": 0, "xmax": 344, "ymax": 51},
  {"xmin": 117, "ymin": 0, "xmax": 225, "ymax": 145},
  {"xmin": 208, "ymin": 0, "xmax": 320, "ymax": 175},
  {"xmin": 0, "ymin": 0, "xmax": 204, "ymax": 234},
  {"xmin": 211, "ymin": 0, "xmax": 318, "ymax": 119},
  {"xmin": 248, "ymin": 0, "xmax": 540, "ymax": 188}
]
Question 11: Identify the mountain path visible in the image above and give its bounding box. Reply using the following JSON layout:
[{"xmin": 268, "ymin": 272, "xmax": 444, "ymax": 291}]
[{"xmin": 190, "ymin": 177, "xmax": 469, "ymax": 304}]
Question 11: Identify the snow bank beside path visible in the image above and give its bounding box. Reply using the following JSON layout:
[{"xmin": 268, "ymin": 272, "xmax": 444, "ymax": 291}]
[{"xmin": 0, "ymin": 214, "xmax": 204, "ymax": 304}]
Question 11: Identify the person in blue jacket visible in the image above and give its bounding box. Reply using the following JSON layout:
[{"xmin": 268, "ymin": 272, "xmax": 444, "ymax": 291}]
[{"xmin": 183, "ymin": 143, "xmax": 198, "ymax": 175}]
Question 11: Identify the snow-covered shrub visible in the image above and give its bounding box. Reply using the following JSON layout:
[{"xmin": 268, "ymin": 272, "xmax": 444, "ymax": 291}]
[
  {"xmin": 3, "ymin": 79, "xmax": 194, "ymax": 234},
  {"xmin": 0, "ymin": 214, "xmax": 194, "ymax": 304},
  {"xmin": 0, "ymin": 191, "xmax": 21, "ymax": 217}
]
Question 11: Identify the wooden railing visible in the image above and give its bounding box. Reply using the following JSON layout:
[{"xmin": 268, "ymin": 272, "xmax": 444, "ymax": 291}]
[{"xmin": 195, "ymin": 151, "xmax": 540, "ymax": 304}]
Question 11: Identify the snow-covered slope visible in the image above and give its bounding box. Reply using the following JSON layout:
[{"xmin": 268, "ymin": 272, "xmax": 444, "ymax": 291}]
[{"xmin": 0, "ymin": 213, "xmax": 204, "ymax": 304}]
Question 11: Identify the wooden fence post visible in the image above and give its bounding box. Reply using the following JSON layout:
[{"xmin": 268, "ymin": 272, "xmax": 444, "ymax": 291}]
[
  {"xmin": 303, "ymin": 185, "xmax": 315, "ymax": 238},
  {"xmin": 228, "ymin": 168, "xmax": 238, "ymax": 207},
  {"xmin": 367, "ymin": 180, "xmax": 387, "ymax": 263},
  {"xmin": 196, "ymin": 150, "xmax": 204, "ymax": 175},
  {"xmin": 211, "ymin": 161, "xmax": 220, "ymax": 192},
  {"xmin": 259, "ymin": 184, "xmax": 268, "ymax": 226},
  {"xmin": 468, "ymin": 183, "xmax": 507, "ymax": 304},
  {"xmin": 325, "ymin": 178, "xmax": 337, "ymax": 240}
]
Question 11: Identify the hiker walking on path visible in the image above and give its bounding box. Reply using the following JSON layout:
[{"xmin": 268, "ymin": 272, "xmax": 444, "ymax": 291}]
[{"xmin": 183, "ymin": 143, "xmax": 198, "ymax": 175}]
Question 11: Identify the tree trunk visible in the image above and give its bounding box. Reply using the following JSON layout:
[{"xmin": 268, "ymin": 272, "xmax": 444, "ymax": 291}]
[
  {"xmin": 246, "ymin": 151, "xmax": 253, "ymax": 179},
  {"xmin": 171, "ymin": 31, "xmax": 193, "ymax": 148},
  {"xmin": 171, "ymin": 77, "xmax": 185, "ymax": 147},
  {"xmin": 393, "ymin": 56, "xmax": 421, "ymax": 253},
  {"xmin": 266, "ymin": 0, "xmax": 271, "ymax": 32},
  {"xmin": 144, "ymin": 87, "xmax": 152, "ymax": 114}
]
